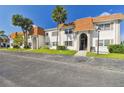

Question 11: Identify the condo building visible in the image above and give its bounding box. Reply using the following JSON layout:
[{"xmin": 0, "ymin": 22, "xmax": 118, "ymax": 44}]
[{"xmin": 10, "ymin": 13, "xmax": 124, "ymax": 53}]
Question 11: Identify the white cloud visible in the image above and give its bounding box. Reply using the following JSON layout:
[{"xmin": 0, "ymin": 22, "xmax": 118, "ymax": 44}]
[{"xmin": 100, "ymin": 12, "xmax": 111, "ymax": 16}]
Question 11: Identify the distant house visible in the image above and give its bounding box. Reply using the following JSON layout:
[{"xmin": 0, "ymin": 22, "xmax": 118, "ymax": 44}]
[
  {"xmin": 10, "ymin": 25, "xmax": 45, "ymax": 49},
  {"xmin": 0, "ymin": 34, "xmax": 9, "ymax": 48},
  {"xmin": 10, "ymin": 13, "xmax": 124, "ymax": 53}
]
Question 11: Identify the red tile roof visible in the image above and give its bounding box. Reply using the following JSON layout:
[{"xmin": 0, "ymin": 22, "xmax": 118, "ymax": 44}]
[
  {"xmin": 10, "ymin": 25, "xmax": 45, "ymax": 39},
  {"xmin": 93, "ymin": 13, "xmax": 124, "ymax": 23},
  {"xmin": 10, "ymin": 32, "xmax": 23, "ymax": 39},
  {"xmin": 29, "ymin": 25, "xmax": 45, "ymax": 36},
  {"xmin": 60, "ymin": 13, "xmax": 124, "ymax": 32},
  {"xmin": 74, "ymin": 17, "xmax": 94, "ymax": 32}
]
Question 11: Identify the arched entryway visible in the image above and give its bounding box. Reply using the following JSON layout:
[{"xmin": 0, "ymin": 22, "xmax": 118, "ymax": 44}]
[{"xmin": 79, "ymin": 33, "xmax": 87, "ymax": 50}]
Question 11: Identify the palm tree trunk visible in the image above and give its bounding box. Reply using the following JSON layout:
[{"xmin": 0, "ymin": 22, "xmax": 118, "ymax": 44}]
[
  {"xmin": 59, "ymin": 29, "xmax": 61, "ymax": 46},
  {"xmin": 67, "ymin": 32, "xmax": 68, "ymax": 48}
]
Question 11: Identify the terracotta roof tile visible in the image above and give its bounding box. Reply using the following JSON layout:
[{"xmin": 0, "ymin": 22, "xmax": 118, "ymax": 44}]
[
  {"xmin": 74, "ymin": 17, "xmax": 94, "ymax": 31},
  {"xmin": 29, "ymin": 26, "xmax": 45, "ymax": 36},
  {"xmin": 10, "ymin": 26, "xmax": 45, "ymax": 39},
  {"xmin": 60, "ymin": 13, "xmax": 124, "ymax": 32},
  {"xmin": 10, "ymin": 32, "xmax": 23, "ymax": 39},
  {"xmin": 93, "ymin": 13, "xmax": 124, "ymax": 23}
]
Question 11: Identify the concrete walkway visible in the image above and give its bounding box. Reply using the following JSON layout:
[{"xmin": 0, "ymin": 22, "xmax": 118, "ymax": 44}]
[{"xmin": 74, "ymin": 50, "xmax": 87, "ymax": 56}]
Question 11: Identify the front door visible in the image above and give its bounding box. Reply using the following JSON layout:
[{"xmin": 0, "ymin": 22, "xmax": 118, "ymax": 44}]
[{"xmin": 80, "ymin": 33, "xmax": 87, "ymax": 50}]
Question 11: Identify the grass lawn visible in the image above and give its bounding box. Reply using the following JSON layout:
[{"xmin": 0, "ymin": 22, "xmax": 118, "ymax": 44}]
[
  {"xmin": 0, "ymin": 48, "xmax": 30, "ymax": 52},
  {"xmin": 0, "ymin": 48, "xmax": 76, "ymax": 56},
  {"xmin": 29, "ymin": 49, "xmax": 76, "ymax": 56},
  {"xmin": 87, "ymin": 52, "xmax": 124, "ymax": 60}
]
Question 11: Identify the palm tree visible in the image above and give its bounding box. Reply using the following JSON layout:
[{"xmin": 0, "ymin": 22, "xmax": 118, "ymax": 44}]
[
  {"xmin": 12, "ymin": 14, "xmax": 33, "ymax": 48},
  {"xmin": 52, "ymin": 5, "xmax": 67, "ymax": 48}
]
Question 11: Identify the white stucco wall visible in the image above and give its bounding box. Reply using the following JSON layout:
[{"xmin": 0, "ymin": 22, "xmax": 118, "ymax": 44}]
[
  {"xmin": 30, "ymin": 35, "xmax": 45, "ymax": 49},
  {"xmin": 45, "ymin": 28, "xmax": 76, "ymax": 50},
  {"xmin": 91, "ymin": 20, "xmax": 121, "ymax": 53}
]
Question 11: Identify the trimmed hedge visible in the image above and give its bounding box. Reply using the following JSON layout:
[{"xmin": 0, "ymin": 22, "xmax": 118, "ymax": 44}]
[
  {"xmin": 57, "ymin": 46, "xmax": 66, "ymax": 50},
  {"xmin": 13, "ymin": 44, "xmax": 20, "ymax": 49},
  {"xmin": 108, "ymin": 44, "xmax": 124, "ymax": 54},
  {"xmin": 24, "ymin": 45, "xmax": 30, "ymax": 49}
]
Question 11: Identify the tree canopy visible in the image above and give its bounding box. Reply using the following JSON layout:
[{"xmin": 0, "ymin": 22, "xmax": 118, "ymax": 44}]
[
  {"xmin": 52, "ymin": 5, "xmax": 67, "ymax": 24},
  {"xmin": 12, "ymin": 14, "xmax": 33, "ymax": 48},
  {"xmin": 0, "ymin": 30, "xmax": 5, "ymax": 35}
]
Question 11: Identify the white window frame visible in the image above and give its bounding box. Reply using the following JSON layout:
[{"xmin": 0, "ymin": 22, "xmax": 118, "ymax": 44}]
[
  {"xmin": 64, "ymin": 41, "xmax": 73, "ymax": 46},
  {"xmin": 52, "ymin": 32, "xmax": 57, "ymax": 36},
  {"xmin": 96, "ymin": 39, "xmax": 113, "ymax": 47},
  {"xmin": 98, "ymin": 23, "xmax": 111, "ymax": 31},
  {"xmin": 65, "ymin": 28, "xmax": 73, "ymax": 34}
]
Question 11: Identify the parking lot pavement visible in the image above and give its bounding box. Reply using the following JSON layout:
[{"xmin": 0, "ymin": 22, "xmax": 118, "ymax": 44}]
[{"xmin": 0, "ymin": 51, "xmax": 124, "ymax": 87}]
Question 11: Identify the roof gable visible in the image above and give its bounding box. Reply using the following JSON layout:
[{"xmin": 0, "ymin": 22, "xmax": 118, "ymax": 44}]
[{"xmin": 74, "ymin": 17, "xmax": 94, "ymax": 31}]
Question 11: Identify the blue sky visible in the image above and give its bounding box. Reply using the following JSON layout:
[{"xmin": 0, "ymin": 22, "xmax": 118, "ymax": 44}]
[{"xmin": 0, "ymin": 5, "xmax": 124, "ymax": 41}]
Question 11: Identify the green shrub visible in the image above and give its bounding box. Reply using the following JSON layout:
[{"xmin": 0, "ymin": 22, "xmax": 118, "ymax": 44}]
[
  {"xmin": 24, "ymin": 45, "xmax": 30, "ymax": 49},
  {"xmin": 108, "ymin": 44, "xmax": 124, "ymax": 54},
  {"xmin": 13, "ymin": 44, "xmax": 20, "ymax": 49},
  {"xmin": 57, "ymin": 46, "xmax": 66, "ymax": 50}
]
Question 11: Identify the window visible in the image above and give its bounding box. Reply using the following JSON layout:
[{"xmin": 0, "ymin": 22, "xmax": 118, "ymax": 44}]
[
  {"xmin": 99, "ymin": 40, "xmax": 104, "ymax": 46},
  {"xmin": 104, "ymin": 24, "xmax": 110, "ymax": 30},
  {"xmin": 104, "ymin": 39, "xmax": 113, "ymax": 46},
  {"xmin": 99, "ymin": 24, "xmax": 104, "ymax": 30},
  {"xmin": 65, "ymin": 29, "xmax": 68, "ymax": 34},
  {"xmin": 65, "ymin": 41, "xmax": 72, "ymax": 46},
  {"xmin": 68, "ymin": 28, "xmax": 73, "ymax": 34},
  {"xmin": 65, "ymin": 28, "xmax": 73, "ymax": 34},
  {"xmin": 95, "ymin": 39, "xmax": 113, "ymax": 47},
  {"xmin": 104, "ymin": 40, "xmax": 110, "ymax": 46},
  {"xmin": 52, "ymin": 32, "xmax": 57, "ymax": 36},
  {"xmin": 98, "ymin": 23, "xmax": 111, "ymax": 30},
  {"xmin": 52, "ymin": 42, "xmax": 57, "ymax": 46},
  {"xmin": 95, "ymin": 40, "xmax": 104, "ymax": 46}
]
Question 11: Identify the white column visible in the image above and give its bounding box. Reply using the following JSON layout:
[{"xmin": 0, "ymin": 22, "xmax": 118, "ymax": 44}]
[
  {"xmin": 87, "ymin": 31, "xmax": 91, "ymax": 52},
  {"xmin": 37, "ymin": 36, "xmax": 39, "ymax": 49}
]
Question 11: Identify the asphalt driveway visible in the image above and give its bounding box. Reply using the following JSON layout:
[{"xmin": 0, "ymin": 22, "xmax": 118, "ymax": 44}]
[{"xmin": 0, "ymin": 51, "xmax": 124, "ymax": 87}]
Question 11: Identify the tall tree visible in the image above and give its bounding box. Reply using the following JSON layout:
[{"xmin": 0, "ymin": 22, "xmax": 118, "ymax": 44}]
[
  {"xmin": 12, "ymin": 14, "xmax": 33, "ymax": 48},
  {"xmin": 0, "ymin": 30, "xmax": 5, "ymax": 35},
  {"xmin": 52, "ymin": 5, "xmax": 67, "ymax": 48}
]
